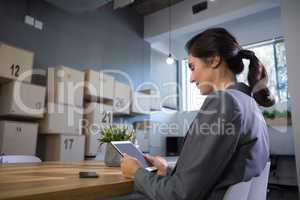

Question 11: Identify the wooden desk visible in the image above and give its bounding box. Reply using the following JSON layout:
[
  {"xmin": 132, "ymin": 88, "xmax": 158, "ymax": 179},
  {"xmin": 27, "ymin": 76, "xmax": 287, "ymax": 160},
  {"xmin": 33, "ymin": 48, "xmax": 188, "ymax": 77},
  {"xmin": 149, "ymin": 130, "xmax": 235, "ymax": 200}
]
[{"xmin": 0, "ymin": 161, "xmax": 134, "ymax": 200}]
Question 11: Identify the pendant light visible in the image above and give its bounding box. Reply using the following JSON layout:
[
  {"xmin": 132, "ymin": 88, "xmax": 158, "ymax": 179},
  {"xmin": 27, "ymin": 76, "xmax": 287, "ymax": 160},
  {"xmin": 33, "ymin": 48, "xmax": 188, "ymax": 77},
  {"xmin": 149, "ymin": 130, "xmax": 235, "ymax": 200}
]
[{"xmin": 166, "ymin": 0, "xmax": 175, "ymax": 65}]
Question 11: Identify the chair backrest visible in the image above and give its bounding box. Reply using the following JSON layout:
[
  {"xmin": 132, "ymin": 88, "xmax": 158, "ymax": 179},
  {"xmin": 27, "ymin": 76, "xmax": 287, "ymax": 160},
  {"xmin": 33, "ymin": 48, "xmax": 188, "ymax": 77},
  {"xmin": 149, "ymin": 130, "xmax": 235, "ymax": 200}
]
[
  {"xmin": 223, "ymin": 179, "xmax": 252, "ymax": 200},
  {"xmin": 247, "ymin": 162, "xmax": 271, "ymax": 200},
  {"xmin": 0, "ymin": 155, "xmax": 41, "ymax": 164},
  {"xmin": 223, "ymin": 162, "xmax": 270, "ymax": 200}
]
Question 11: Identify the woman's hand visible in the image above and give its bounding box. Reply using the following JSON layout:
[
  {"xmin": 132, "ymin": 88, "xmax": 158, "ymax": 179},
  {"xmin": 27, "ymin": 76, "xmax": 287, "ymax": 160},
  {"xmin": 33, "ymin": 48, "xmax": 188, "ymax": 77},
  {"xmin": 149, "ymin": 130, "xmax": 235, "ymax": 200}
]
[
  {"xmin": 120, "ymin": 153, "xmax": 142, "ymax": 179},
  {"xmin": 144, "ymin": 155, "xmax": 168, "ymax": 176}
]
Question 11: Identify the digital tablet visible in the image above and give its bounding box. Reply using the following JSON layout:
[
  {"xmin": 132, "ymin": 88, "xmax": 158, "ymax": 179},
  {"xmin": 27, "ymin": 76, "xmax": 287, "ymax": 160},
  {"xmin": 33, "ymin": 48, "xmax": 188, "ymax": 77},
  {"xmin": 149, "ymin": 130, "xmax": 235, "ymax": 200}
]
[{"xmin": 111, "ymin": 141, "xmax": 157, "ymax": 172}]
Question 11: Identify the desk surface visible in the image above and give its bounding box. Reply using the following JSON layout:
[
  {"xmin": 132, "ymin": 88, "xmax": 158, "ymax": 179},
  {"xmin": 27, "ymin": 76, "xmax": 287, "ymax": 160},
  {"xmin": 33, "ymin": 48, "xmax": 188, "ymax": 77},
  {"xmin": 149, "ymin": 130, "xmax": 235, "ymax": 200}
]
[{"xmin": 0, "ymin": 161, "xmax": 134, "ymax": 200}]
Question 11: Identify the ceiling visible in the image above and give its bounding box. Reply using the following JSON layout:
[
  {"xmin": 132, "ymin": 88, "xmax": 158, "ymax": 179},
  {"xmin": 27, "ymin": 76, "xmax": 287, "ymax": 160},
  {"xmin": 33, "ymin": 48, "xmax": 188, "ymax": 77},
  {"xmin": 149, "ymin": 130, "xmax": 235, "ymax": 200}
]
[
  {"xmin": 44, "ymin": 0, "xmax": 184, "ymax": 15},
  {"xmin": 131, "ymin": 0, "xmax": 184, "ymax": 16},
  {"xmin": 44, "ymin": 0, "xmax": 111, "ymax": 13}
]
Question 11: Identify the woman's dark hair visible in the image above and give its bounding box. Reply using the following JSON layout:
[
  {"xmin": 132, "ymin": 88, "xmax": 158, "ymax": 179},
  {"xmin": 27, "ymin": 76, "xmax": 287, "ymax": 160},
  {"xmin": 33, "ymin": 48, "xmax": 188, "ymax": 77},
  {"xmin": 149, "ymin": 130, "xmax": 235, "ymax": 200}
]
[{"xmin": 185, "ymin": 27, "xmax": 275, "ymax": 107}]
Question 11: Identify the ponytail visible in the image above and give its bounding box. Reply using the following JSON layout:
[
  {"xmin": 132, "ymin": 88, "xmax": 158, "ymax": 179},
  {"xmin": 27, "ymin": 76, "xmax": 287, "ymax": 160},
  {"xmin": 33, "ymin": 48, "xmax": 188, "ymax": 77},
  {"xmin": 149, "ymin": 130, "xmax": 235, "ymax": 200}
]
[{"xmin": 238, "ymin": 50, "xmax": 275, "ymax": 107}]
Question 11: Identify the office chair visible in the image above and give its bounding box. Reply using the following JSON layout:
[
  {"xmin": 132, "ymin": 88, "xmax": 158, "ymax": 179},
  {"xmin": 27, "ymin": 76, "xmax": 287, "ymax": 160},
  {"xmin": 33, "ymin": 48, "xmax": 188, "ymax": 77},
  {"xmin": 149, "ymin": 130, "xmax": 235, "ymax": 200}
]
[{"xmin": 223, "ymin": 162, "xmax": 271, "ymax": 200}]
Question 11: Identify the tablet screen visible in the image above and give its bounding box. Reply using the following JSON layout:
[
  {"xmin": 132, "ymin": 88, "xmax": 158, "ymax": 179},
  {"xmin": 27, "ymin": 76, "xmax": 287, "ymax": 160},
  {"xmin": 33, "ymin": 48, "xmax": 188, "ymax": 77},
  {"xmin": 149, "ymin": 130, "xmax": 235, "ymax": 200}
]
[{"xmin": 111, "ymin": 142, "xmax": 151, "ymax": 168}]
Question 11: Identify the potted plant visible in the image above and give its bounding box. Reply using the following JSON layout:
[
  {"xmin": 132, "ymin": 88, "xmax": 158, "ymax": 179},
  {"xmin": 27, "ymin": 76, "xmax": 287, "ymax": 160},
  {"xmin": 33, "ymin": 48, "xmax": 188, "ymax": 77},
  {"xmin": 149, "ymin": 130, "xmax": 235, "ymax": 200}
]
[
  {"xmin": 99, "ymin": 125, "xmax": 135, "ymax": 167},
  {"xmin": 262, "ymin": 109, "xmax": 292, "ymax": 126}
]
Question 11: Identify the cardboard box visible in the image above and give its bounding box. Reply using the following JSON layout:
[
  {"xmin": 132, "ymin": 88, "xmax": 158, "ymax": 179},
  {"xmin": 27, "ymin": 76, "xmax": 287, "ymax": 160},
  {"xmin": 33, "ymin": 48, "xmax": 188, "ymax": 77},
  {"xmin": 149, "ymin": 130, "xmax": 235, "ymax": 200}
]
[
  {"xmin": 0, "ymin": 43, "xmax": 33, "ymax": 83},
  {"xmin": 0, "ymin": 120, "xmax": 38, "ymax": 155},
  {"xmin": 83, "ymin": 103, "xmax": 113, "ymax": 156},
  {"xmin": 85, "ymin": 133, "xmax": 100, "ymax": 157},
  {"xmin": 84, "ymin": 102, "xmax": 113, "ymax": 133},
  {"xmin": 0, "ymin": 81, "xmax": 46, "ymax": 118},
  {"xmin": 85, "ymin": 70, "xmax": 114, "ymax": 101},
  {"xmin": 39, "ymin": 104, "xmax": 83, "ymax": 135},
  {"xmin": 137, "ymin": 89, "xmax": 161, "ymax": 111},
  {"xmin": 113, "ymin": 81, "xmax": 131, "ymax": 115},
  {"xmin": 47, "ymin": 66, "xmax": 84, "ymax": 107},
  {"xmin": 39, "ymin": 134, "xmax": 85, "ymax": 161},
  {"xmin": 131, "ymin": 92, "xmax": 151, "ymax": 114}
]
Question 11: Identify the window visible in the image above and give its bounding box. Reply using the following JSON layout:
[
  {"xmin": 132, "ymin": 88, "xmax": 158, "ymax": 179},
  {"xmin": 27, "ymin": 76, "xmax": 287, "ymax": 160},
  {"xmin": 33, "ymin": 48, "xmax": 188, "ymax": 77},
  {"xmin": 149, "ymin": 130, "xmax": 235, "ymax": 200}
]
[
  {"xmin": 181, "ymin": 60, "xmax": 207, "ymax": 111},
  {"xmin": 238, "ymin": 38, "xmax": 288, "ymax": 102},
  {"xmin": 182, "ymin": 38, "xmax": 288, "ymax": 111}
]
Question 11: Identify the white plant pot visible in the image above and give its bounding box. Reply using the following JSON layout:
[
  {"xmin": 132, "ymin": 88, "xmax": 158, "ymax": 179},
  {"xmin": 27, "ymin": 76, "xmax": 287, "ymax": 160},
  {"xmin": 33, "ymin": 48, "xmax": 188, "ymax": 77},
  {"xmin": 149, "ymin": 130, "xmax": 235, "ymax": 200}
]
[{"xmin": 104, "ymin": 142, "xmax": 121, "ymax": 167}]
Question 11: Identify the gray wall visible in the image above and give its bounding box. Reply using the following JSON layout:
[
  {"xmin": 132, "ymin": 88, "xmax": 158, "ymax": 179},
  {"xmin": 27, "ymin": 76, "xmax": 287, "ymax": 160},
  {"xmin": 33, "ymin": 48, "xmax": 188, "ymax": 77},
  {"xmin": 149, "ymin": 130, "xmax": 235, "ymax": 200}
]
[
  {"xmin": 144, "ymin": 0, "xmax": 279, "ymax": 43},
  {"xmin": 171, "ymin": 7, "xmax": 283, "ymax": 60},
  {"xmin": 0, "ymin": 0, "xmax": 151, "ymax": 88},
  {"xmin": 151, "ymin": 49, "xmax": 178, "ymax": 110}
]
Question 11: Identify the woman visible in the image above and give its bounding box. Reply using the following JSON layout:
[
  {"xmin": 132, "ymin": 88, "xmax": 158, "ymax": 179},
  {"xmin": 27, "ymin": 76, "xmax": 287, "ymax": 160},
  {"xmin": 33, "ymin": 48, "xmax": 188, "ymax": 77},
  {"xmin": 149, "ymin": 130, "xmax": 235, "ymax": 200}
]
[{"xmin": 116, "ymin": 28, "xmax": 274, "ymax": 200}]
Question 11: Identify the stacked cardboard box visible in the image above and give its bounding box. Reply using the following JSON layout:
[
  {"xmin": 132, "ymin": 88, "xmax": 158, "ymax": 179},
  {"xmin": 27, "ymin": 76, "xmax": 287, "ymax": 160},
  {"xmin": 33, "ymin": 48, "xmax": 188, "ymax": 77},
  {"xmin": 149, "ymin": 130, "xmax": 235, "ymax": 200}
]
[
  {"xmin": 137, "ymin": 89, "xmax": 161, "ymax": 111},
  {"xmin": 0, "ymin": 121, "xmax": 39, "ymax": 155},
  {"xmin": 84, "ymin": 70, "xmax": 114, "ymax": 158},
  {"xmin": 85, "ymin": 70, "xmax": 114, "ymax": 102},
  {"xmin": 0, "ymin": 43, "xmax": 33, "ymax": 83},
  {"xmin": 84, "ymin": 102, "xmax": 113, "ymax": 157},
  {"xmin": 0, "ymin": 43, "xmax": 45, "ymax": 156},
  {"xmin": 113, "ymin": 81, "xmax": 131, "ymax": 115},
  {"xmin": 38, "ymin": 66, "xmax": 85, "ymax": 161},
  {"xmin": 47, "ymin": 66, "xmax": 84, "ymax": 107},
  {"xmin": 0, "ymin": 43, "xmax": 156, "ymax": 160},
  {"xmin": 0, "ymin": 81, "xmax": 45, "ymax": 118},
  {"xmin": 131, "ymin": 91, "xmax": 151, "ymax": 114},
  {"xmin": 39, "ymin": 104, "xmax": 83, "ymax": 135}
]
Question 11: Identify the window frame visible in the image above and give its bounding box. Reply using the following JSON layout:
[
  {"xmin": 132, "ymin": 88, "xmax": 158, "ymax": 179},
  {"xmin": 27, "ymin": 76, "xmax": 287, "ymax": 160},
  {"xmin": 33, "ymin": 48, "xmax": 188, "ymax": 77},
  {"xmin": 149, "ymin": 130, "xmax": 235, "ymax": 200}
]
[
  {"xmin": 181, "ymin": 37, "xmax": 288, "ymax": 111},
  {"xmin": 243, "ymin": 37, "xmax": 288, "ymax": 102}
]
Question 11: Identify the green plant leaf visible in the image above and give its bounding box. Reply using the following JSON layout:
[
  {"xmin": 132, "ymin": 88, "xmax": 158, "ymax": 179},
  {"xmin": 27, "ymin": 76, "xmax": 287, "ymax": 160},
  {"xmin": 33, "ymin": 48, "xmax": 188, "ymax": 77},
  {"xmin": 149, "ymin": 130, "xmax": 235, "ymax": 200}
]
[{"xmin": 98, "ymin": 125, "xmax": 135, "ymax": 143}]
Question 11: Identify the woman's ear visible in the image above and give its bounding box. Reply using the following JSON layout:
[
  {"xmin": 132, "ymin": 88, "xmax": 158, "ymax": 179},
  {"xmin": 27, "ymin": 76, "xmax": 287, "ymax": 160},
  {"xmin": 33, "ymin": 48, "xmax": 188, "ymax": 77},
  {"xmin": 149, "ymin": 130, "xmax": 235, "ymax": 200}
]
[{"xmin": 208, "ymin": 55, "xmax": 221, "ymax": 69}]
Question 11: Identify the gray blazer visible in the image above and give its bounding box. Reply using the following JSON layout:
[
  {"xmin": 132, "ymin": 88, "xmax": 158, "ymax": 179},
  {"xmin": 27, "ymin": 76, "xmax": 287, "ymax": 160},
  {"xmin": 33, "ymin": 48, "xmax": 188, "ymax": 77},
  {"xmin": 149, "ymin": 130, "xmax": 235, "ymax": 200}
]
[{"xmin": 111, "ymin": 83, "xmax": 269, "ymax": 200}]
